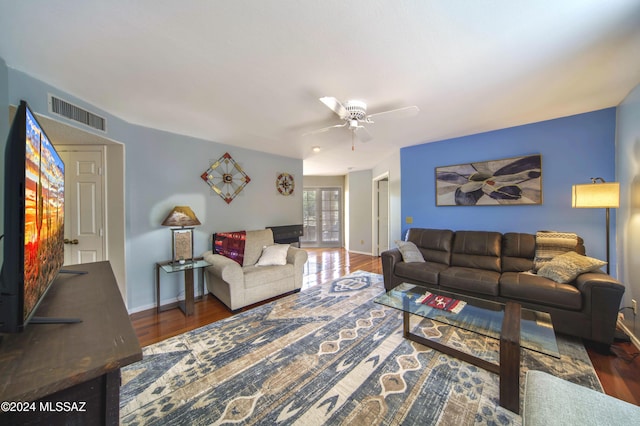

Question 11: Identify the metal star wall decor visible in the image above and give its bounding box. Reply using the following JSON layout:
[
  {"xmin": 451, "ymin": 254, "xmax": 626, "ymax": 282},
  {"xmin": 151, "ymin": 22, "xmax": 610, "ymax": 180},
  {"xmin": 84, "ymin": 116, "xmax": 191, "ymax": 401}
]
[{"xmin": 201, "ymin": 152, "xmax": 251, "ymax": 204}]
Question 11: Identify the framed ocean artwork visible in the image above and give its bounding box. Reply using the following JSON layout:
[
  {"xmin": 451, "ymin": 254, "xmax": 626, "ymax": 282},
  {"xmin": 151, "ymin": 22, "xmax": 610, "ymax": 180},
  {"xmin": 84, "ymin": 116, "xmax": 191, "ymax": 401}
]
[{"xmin": 435, "ymin": 154, "xmax": 542, "ymax": 206}]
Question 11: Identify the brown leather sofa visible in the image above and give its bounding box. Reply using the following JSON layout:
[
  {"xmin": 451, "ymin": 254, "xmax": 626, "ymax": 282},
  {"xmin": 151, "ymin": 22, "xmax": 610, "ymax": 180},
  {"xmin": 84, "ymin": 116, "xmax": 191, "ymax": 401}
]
[{"xmin": 381, "ymin": 228, "xmax": 625, "ymax": 346}]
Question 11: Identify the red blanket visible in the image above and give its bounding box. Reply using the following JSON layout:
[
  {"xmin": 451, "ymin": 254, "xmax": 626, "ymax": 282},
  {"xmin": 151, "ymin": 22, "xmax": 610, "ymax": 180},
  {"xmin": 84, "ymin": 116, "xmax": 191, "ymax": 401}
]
[{"xmin": 213, "ymin": 231, "xmax": 246, "ymax": 265}]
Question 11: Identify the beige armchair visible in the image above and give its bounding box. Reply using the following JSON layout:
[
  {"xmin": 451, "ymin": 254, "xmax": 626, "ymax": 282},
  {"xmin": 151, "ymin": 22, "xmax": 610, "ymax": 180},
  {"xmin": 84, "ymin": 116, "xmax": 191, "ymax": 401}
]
[{"xmin": 202, "ymin": 229, "xmax": 308, "ymax": 311}]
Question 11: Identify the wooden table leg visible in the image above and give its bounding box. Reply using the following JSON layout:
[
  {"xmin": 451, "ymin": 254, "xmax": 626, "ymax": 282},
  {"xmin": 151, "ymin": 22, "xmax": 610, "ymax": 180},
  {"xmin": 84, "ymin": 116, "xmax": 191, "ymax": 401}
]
[
  {"xmin": 500, "ymin": 301, "xmax": 521, "ymax": 414},
  {"xmin": 403, "ymin": 311, "xmax": 410, "ymax": 337}
]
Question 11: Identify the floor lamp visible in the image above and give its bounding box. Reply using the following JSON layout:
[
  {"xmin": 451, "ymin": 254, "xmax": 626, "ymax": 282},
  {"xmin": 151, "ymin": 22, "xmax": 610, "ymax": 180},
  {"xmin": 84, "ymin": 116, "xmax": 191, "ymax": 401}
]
[{"xmin": 571, "ymin": 178, "xmax": 620, "ymax": 274}]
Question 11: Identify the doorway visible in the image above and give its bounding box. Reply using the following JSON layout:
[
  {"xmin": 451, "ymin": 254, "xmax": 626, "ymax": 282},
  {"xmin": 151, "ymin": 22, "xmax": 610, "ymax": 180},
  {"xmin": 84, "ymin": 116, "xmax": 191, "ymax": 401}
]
[
  {"xmin": 301, "ymin": 187, "xmax": 343, "ymax": 247},
  {"xmin": 58, "ymin": 146, "xmax": 106, "ymax": 265},
  {"xmin": 373, "ymin": 173, "xmax": 390, "ymax": 256}
]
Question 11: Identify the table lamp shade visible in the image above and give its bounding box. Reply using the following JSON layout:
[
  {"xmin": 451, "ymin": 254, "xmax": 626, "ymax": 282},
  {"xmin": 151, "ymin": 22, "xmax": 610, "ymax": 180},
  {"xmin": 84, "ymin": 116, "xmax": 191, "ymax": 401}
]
[
  {"xmin": 161, "ymin": 206, "xmax": 201, "ymax": 227},
  {"xmin": 572, "ymin": 182, "xmax": 620, "ymax": 208}
]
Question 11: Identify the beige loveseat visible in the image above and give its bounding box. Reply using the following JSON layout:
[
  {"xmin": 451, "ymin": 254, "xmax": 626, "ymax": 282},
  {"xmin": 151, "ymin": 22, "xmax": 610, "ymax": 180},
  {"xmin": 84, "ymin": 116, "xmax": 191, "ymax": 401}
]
[{"xmin": 202, "ymin": 229, "xmax": 308, "ymax": 311}]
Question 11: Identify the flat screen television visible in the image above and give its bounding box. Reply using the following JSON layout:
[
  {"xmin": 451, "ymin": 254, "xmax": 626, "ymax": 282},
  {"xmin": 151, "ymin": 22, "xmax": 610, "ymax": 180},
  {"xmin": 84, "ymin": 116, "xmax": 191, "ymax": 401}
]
[{"xmin": 0, "ymin": 100, "xmax": 66, "ymax": 333}]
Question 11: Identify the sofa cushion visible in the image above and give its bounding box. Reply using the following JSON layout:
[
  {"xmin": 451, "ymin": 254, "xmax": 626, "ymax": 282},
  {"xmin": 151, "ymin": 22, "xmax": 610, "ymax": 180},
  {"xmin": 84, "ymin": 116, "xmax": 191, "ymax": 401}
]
[
  {"xmin": 395, "ymin": 261, "xmax": 449, "ymax": 286},
  {"xmin": 243, "ymin": 229, "xmax": 276, "ymax": 266},
  {"xmin": 502, "ymin": 232, "xmax": 535, "ymax": 272},
  {"xmin": 537, "ymin": 251, "xmax": 606, "ymax": 283},
  {"xmin": 450, "ymin": 231, "xmax": 502, "ymax": 272},
  {"xmin": 439, "ymin": 267, "xmax": 501, "ymax": 296},
  {"xmin": 395, "ymin": 240, "xmax": 425, "ymax": 263},
  {"xmin": 500, "ymin": 272, "xmax": 582, "ymax": 310},
  {"xmin": 243, "ymin": 263, "xmax": 294, "ymax": 289},
  {"xmin": 406, "ymin": 228, "xmax": 454, "ymax": 265}
]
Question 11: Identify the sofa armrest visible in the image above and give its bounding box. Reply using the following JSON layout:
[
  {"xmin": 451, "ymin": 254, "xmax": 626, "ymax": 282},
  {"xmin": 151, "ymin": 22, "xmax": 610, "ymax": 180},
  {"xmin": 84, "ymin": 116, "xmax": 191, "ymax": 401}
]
[
  {"xmin": 286, "ymin": 246, "xmax": 308, "ymax": 267},
  {"xmin": 574, "ymin": 271, "xmax": 625, "ymax": 344},
  {"xmin": 202, "ymin": 250, "xmax": 244, "ymax": 287},
  {"xmin": 381, "ymin": 248, "xmax": 403, "ymax": 290},
  {"xmin": 287, "ymin": 246, "xmax": 308, "ymax": 290}
]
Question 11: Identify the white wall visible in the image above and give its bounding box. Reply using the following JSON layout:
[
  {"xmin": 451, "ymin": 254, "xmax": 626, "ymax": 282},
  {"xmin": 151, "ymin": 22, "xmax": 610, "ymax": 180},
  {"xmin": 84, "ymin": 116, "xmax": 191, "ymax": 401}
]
[
  {"xmin": 346, "ymin": 169, "xmax": 373, "ymax": 254},
  {"xmin": 616, "ymin": 82, "xmax": 640, "ymax": 342},
  {"xmin": 303, "ymin": 175, "xmax": 345, "ymax": 188},
  {"xmin": 372, "ymin": 150, "xmax": 402, "ymax": 244}
]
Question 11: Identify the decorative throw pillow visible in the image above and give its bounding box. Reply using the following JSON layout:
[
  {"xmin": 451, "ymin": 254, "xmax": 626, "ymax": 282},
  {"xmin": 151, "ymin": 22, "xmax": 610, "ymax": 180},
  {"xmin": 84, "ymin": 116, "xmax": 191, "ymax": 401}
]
[
  {"xmin": 256, "ymin": 244, "xmax": 290, "ymax": 266},
  {"xmin": 533, "ymin": 231, "xmax": 578, "ymax": 271},
  {"xmin": 395, "ymin": 240, "xmax": 425, "ymax": 263},
  {"xmin": 537, "ymin": 251, "xmax": 606, "ymax": 283}
]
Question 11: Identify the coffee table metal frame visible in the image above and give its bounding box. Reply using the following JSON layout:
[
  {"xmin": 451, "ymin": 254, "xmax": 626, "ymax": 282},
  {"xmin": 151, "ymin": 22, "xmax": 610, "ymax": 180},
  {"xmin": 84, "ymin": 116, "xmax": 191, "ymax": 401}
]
[{"xmin": 375, "ymin": 283, "xmax": 559, "ymax": 414}]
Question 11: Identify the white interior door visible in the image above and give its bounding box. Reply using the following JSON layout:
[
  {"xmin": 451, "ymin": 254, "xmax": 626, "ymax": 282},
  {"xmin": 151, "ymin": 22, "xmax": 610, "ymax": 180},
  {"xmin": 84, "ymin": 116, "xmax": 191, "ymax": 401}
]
[{"xmin": 59, "ymin": 147, "xmax": 106, "ymax": 265}]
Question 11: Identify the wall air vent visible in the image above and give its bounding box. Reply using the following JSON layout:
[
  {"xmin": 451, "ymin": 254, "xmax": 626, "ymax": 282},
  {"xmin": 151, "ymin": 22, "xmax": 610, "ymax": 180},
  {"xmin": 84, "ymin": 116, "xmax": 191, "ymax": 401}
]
[{"xmin": 48, "ymin": 94, "xmax": 107, "ymax": 132}]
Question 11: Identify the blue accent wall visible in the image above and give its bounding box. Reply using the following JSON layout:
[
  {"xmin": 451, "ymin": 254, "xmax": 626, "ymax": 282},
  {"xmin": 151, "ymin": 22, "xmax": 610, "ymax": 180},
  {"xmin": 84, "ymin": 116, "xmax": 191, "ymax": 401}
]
[{"xmin": 400, "ymin": 108, "xmax": 617, "ymax": 273}]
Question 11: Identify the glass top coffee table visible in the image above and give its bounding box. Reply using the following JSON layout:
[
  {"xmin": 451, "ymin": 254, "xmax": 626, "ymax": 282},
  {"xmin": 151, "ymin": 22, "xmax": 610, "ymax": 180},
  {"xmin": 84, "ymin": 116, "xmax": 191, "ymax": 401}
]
[{"xmin": 374, "ymin": 283, "xmax": 559, "ymax": 414}]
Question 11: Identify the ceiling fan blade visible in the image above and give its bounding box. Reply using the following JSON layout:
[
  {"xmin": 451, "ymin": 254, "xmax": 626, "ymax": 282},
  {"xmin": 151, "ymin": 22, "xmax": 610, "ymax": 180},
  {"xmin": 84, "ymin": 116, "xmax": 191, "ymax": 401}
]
[
  {"xmin": 319, "ymin": 97, "xmax": 348, "ymax": 119},
  {"xmin": 366, "ymin": 105, "xmax": 419, "ymax": 122},
  {"xmin": 353, "ymin": 126, "xmax": 373, "ymax": 143},
  {"xmin": 302, "ymin": 122, "xmax": 347, "ymax": 136}
]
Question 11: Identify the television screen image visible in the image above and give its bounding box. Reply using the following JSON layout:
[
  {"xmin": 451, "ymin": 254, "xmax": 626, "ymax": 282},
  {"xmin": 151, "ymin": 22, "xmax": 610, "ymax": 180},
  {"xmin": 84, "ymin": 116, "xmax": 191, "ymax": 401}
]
[
  {"xmin": 0, "ymin": 100, "xmax": 66, "ymax": 333},
  {"xmin": 23, "ymin": 107, "xmax": 65, "ymax": 321}
]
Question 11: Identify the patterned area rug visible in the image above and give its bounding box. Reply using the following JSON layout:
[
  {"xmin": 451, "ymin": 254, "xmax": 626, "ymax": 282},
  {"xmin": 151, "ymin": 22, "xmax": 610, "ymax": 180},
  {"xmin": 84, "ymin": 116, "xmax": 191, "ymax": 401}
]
[{"xmin": 120, "ymin": 272, "xmax": 602, "ymax": 425}]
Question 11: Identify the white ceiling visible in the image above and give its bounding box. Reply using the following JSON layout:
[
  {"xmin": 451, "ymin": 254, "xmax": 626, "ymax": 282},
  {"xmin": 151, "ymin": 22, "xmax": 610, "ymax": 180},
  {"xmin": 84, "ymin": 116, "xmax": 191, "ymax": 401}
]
[{"xmin": 1, "ymin": 1, "xmax": 639, "ymax": 175}]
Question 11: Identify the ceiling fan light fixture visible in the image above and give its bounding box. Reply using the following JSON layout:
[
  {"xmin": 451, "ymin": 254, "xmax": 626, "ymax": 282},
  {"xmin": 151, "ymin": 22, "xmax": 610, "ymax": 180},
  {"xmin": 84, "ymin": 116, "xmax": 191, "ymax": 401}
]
[
  {"xmin": 344, "ymin": 100, "xmax": 367, "ymax": 121},
  {"xmin": 307, "ymin": 96, "xmax": 419, "ymax": 145}
]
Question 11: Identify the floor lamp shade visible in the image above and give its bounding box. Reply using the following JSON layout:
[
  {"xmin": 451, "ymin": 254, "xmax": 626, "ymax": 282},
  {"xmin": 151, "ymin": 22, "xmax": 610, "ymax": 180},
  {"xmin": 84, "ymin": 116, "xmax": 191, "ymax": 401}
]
[
  {"xmin": 571, "ymin": 180, "xmax": 619, "ymax": 275},
  {"xmin": 572, "ymin": 182, "xmax": 620, "ymax": 208}
]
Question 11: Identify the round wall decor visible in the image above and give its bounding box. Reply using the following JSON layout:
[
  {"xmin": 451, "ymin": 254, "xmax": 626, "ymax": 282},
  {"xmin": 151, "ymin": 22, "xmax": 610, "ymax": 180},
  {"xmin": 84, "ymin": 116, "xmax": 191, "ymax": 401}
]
[{"xmin": 276, "ymin": 172, "xmax": 295, "ymax": 196}]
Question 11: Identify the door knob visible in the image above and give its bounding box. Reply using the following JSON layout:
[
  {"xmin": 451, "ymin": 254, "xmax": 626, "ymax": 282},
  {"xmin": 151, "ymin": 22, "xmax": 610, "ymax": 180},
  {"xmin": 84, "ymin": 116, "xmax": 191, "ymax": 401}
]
[{"xmin": 64, "ymin": 239, "xmax": 79, "ymax": 245}]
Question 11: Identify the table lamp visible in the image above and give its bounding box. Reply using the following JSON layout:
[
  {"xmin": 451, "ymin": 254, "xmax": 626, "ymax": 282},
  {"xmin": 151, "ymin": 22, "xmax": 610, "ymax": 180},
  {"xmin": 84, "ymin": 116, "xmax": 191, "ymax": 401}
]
[
  {"xmin": 161, "ymin": 206, "xmax": 201, "ymax": 264},
  {"xmin": 571, "ymin": 178, "xmax": 620, "ymax": 274}
]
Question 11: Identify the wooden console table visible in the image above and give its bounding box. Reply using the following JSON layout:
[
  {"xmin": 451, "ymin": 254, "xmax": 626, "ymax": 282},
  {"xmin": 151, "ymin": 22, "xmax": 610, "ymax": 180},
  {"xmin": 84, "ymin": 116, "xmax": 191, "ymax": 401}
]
[{"xmin": 0, "ymin": 261, "xmax": 142, "ymax": 425}]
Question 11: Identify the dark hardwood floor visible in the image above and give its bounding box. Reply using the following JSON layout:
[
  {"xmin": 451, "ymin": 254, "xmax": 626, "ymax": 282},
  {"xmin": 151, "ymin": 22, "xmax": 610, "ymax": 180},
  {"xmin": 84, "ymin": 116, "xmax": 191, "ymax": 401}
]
[{"xmin": 130, "ymin": 247, "xmax": 640, "ymax": 406}]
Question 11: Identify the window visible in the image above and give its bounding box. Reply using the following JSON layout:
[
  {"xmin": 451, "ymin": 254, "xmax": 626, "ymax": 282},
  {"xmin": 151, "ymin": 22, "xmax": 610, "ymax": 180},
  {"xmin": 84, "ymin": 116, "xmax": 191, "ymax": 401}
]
[{"xmin": 301, "ymin": 188, "xmax": 342, "ymax": 247}]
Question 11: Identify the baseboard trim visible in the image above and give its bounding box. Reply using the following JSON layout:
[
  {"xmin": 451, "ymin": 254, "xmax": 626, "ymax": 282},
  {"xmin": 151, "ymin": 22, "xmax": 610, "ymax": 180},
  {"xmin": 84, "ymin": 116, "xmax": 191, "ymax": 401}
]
[
  {"xmin": 616, "ymin": 319, "xmax": 640, "ymax": 350},
  {"xmin": 128, "ymin": 290, "xmax": 206, "ymax": 314},
  {"xmin": 347, "ymin": 249, "xmax": 374, "ymax": 256}
]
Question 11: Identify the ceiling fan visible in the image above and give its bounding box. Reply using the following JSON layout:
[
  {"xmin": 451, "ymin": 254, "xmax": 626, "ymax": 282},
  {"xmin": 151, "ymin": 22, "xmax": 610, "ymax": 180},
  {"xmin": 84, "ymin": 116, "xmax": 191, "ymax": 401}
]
[{"xmin": 304, "ymin": 97, "xmax": 419, "ymax": 149}]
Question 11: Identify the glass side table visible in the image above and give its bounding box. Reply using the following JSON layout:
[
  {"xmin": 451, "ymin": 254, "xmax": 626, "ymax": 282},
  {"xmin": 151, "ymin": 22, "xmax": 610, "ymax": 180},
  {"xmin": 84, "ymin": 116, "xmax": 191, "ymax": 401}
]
[{"xmin": 155, "ymin": 258, "xmax": 210, "ymax": 316}]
